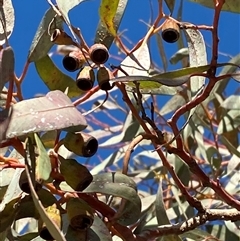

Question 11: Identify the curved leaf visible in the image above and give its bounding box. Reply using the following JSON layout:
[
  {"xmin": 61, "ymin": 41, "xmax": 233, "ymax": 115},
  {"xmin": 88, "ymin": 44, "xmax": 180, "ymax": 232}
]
[
  {"xmin": 28, "ymin": 8, "xmax": 63, "ymax": 62},
  {"xmin": 164, "ymin": 0, "xmax": 176, "ymax": 14},
  {"xmin": 99, "ymin": 0, "xmax": 120, "ymax": 36},
  {"xmin": 95, "ymin": 0, "xmax": 128, "ymax": 49},
  {"xmin": 34, "ymin": 133, "xmax": 51, "ymax": 181},
  {"xmin": 0, "ymin": 46, "xmax": 15, "ymax": 91},
  {"xmin": 6, "ymin": 90, "xmax": 87, "ymax": 139},
  {"xmin": 35, "ymin": 55, "xmax": 83, "ymax": 98},
  {"xmin": 170, "ymin": 48, "xmax": 189, "ymax": 65},
  {"xmin": 184, "ymin": 28, "xmax": 207, "ymax": 97},
  {"xmin": 0, "ymin": 197, "xmax": 20, "ymax": 232},
  {"xmin": 117, "ymin": 43, "xmax": 150, "ymax": 77},
  {"xmin": 205, "ymin": 53, "xmax": 240, "ymax": 104},
  {"xmin": 155, "ymin": 179, "xmax": 182, "ymax": 241},
  {"xmin": 0, "ymin": 107, "xmax": 12, "ymax": 142},
  {"xmin": 113, "ymin": 64, "xmax": 211, "ymax": 88},
  {"xmin": 84, "ymin": 172, "xmax": 141, "ymax": 225},
  {"xmin": 0, "ymin": 0, "xmax": 14, "ymax": 45},
  {"xmin": 188, "ymin": 0, "xmax": 240, "ymax": 13},
  {"xmin": 25, "ymin": 162, "xmax": 66, "ymax": 241},
  {"xmin": 56, "ymin": 0, "xmax": 85, "ymax": 24}
]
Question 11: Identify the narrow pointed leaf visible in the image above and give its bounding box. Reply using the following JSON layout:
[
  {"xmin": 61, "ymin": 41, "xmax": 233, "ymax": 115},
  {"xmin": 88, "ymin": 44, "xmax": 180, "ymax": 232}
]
[
  {"xmin": 35, "ymin": 55, "xmax": 83, "ymax": 98},
  {"xmin": 156, "ymin": 179, "xmax": 182, "ymax": 241},
  {"xmin": 184, "ymin": 28, "xmax": 207, "ymax": 97},
  {"xmin": 56, "ymin": 0, "xmax": 85, "ymax": 24},
  {"xmin": 28, "ymin": 8, "xmax": 63, "ymax": 62},
  {"xmin": 205, "ymin": 53, "xmax": 240, "ymax": 104},
  {"xmin": 95, "ymin": 0, "xmax": 128, "ymax": 49},
  {"xmin": 0, "ymin": 107, "xmax": 12, "ymax": 142},
  {"xmin": 182, "ymin": 28, "xmax": 207, "ymax": 140},
  {"xmin": 25, "ymin": 163, "xmax": 66, "ymax": 241},
  {"xmin": 84, "ymin": 172, "xmax": 141, "ymax": 225},
  {"xmin": 170, "ymin": 48, "xmax": 189, "ymax": 65},
  {"xmin": 34, "ymin": 133, "xmax": 51, "ymax": 181},
  {"xmin": 0, "ymin": 0, "xmax": 14, "ymax": 45},
  {"xmin": 117, "ymin": 43, "xmax": 150, "ymax": 77},
  {"xmin": 0, "ymin": 197, "xmax": 20, "ymax": 232},
  {"xmin": 0, "ymin": 46, "xmax": 14, "ymax": 91},
  {"xmin": 6, "ymin": 90, "xmax": 87, "ymax": 139},
  {"xmin": 113, "ymin": 63, "xmax": 235, "ymax": 90},
  {"xmin": 99, "ymin": 0, "xmax": 120, "ymax": 36},
  {"xmin": 164, "ymin": 0, "xmax": 176, "ymax": 14}
]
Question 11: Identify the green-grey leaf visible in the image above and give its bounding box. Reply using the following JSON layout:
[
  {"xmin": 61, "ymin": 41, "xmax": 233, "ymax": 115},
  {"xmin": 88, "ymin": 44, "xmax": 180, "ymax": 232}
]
[
  {"xmin": 84, "ymin": 172, "xmax": 141, "ymax": 225},
  {"xmin": 56, "ymin": 0, "xmax": 85, "ymax": 24},
  {"xmin": 204, "ymin": 53, "xmax": 240, "ymax": 105},
  {"xmin": 170, "ymin": 48, "xmax": 189, "ymax": 65},
  {"xmin": 183, "ymin": 28, "xmax": 207, "ymax": 97},
  {"xmin": 221, "ymin": 95, "xmax": 240, "ymax": 110},
  {"xmin": 164, "ymin": 0, "xmax": 176, "ymax": 14},
  {"xmin": 0, "ymin": 197, "xmax": 20, "ymax": 232},
  {"xmin": 35, "ymin": 55, "xmax": 83, "ymax": 98},
  {"xmin": 217, "ymin": 109, "xmax": 240, "ymax": 134},
  {"xmin": 34, "ymin": 133, "xmax": 51, "ymax": 181},
  {"xmin": 25, "ymin": 164, "xmax": 66, "ymax": 241},
  {"xmin": 6, "ymin": 90, "xmax": 87, "ymax": 139},
  {"xmin": 188, "ymin": 0, "xmax": 240, "ymax": 13},
  {"xmin": 0, "ymin": 0, "xmax": 15, "ymax": 45},
  {"xmin": 95, "ymin": 0, "xmax": 128, "ymax": 49},
  {"xmin": 0, "ymin": 46, "xmax": 14, "ymax": 91},
  {"xmin": 28, "ymin": 8, "xmax": 63, "ymax": 62}
]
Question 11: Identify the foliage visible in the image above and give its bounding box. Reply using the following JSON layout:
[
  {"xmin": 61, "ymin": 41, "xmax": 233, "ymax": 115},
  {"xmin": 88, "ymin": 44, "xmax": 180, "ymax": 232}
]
[{"xmin": 0, "ymin": 0, "xmax": 240, "ymax": 241}]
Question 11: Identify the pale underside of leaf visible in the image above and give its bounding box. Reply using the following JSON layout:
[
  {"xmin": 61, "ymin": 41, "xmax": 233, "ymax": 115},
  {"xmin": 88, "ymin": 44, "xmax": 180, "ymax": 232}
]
[
  {"xmin": 6, "ymin": 90, "xmax": 87, "ymax": 139},
  {"xmin": 184, "ymin": 28, "xmax": 207, "ymax": 97},
  {"xmin": 34, "ymin": 133, "xmax": 51, "ymax": 181},
  {"xmin": 0, "ymin": 46, "xmax": 15, "ymax": 92},
  {"xmin": 0, "ymin": 0, "xmax": 14, "ymax": 45},
  {"xmin": 56, "ymin": 0, "xmax": 85, "ymax": 23},
  {"xmin": 189, "ymin": 0, "xmax": 240, "ymax": 13}
]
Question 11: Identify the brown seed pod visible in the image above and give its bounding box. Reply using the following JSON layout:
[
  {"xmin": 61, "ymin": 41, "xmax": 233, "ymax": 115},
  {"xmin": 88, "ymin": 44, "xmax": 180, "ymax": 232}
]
[
  {"xmin": 38, "ymin": 204, "xmax": 62, "ymax": 240},
  {"xmin": 59, "ymin": 156, "xmax": 93, "ymax": 191},
  {"xmin": 62, "ymin": 51, "xmax": 86, "ymax": 72},
  {"xmin": 50, "ymin": 29, "xmax": 75, "ymax": 46},
  {"xmin": 89, "ymin": 43, "xmax": 109, "ymax": 64},
  {"xmin": 97, "ymin": 66, "xmax": 115, "ymax": 91},
  {"xmin": 67, "ymin": 197, "xmax": 94, "ymax": 231},
  {"xmin": 64, "ymin": 132, "xmax": 98, "ymax": 158},
  {"xmin": 161, "ymin": 19, "xmax": 180, "ymax": 43},
  {"xmin": 76, "ymin": 66, "xmax": 95, "ymax": 91},
  {"xmin": 19, "ymin": 170, "xmax": 42, "ymax": 194}
]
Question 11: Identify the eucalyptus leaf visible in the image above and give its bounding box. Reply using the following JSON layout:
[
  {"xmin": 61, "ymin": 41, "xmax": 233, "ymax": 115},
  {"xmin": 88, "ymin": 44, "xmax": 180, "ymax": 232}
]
[
  {"xmin": 99, "ymin": 0, "xmax": 120, "ymax": 36},
  {"xmin": 164, "ymin": 0, "xmax": 176, "ymax": 14},
  {"xmin": 28, "ymin": 8, "xmax": 63, "ymax": 62},
  {"xmin": 56, "ymin": 0, "xmax": 85, "ymax": 24},
  {"xmin": 34, "ymin": 133, "xmax": 51, "ymax": 181},
  {"xmin": 35, "ymin": 55, "xmax": 83, "ymax": 98},
  {"xmin": 84, "ymin": 172, "xmax": 141, "ymax": 225},
  {"xmin": 95, "ymin": 0, "xmax": 128, "ymax": 49},
  {"xmin": 0, "ymin": 46, "xmax": 14, "ymax": 92},
  {"xmin": 6, "ymin": 90, "xmax": 87, "ymax": 139},
  {"xmin": 0, "ymin": 0, "xmax": 15, "ymax": 45},
  {"xmin": 188, "ymin": 0, "xmax": 240, "ymax": 13},
  {"xmin": 25, "ymin": 164, "xmax": 66, "ymax": 241}
]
